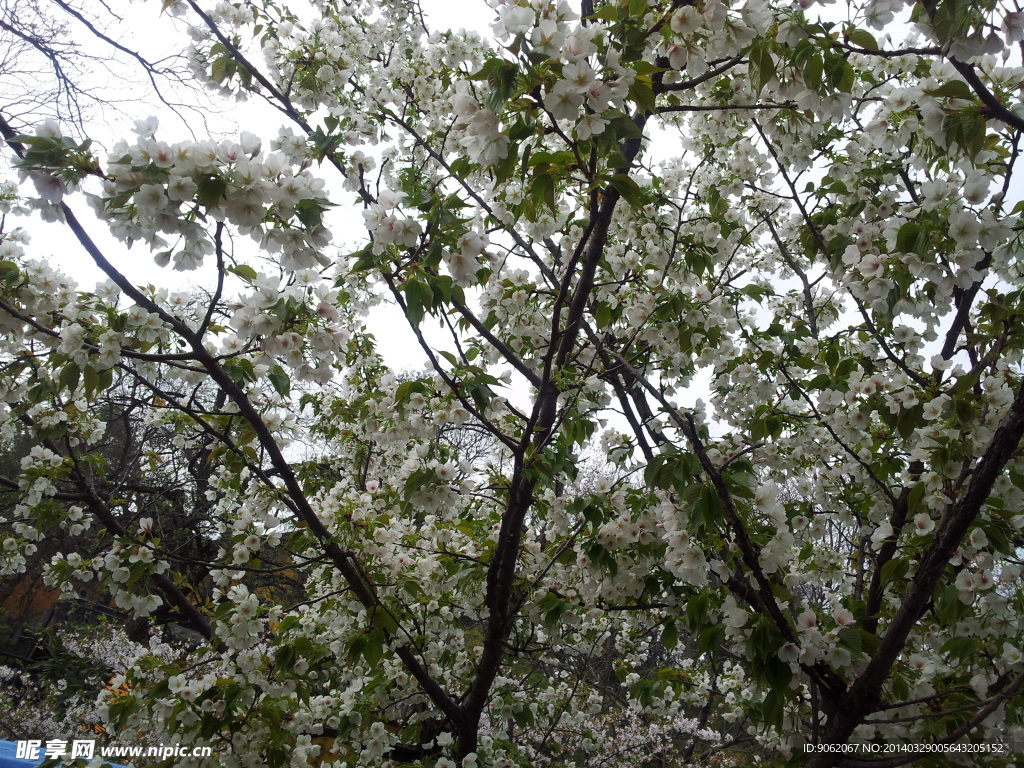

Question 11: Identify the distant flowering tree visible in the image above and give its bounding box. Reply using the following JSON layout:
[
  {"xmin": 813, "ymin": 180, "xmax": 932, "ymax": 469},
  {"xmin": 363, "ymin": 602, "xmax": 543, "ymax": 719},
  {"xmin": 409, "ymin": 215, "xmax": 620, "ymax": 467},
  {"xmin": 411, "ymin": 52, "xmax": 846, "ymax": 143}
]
[
  {"xmin": 0, "ymin": 623, "xmax": 174, "ymax": 742},
  {"xmin": 2, "ymin": 0, "xmax": 1024, "ymax": 766}
]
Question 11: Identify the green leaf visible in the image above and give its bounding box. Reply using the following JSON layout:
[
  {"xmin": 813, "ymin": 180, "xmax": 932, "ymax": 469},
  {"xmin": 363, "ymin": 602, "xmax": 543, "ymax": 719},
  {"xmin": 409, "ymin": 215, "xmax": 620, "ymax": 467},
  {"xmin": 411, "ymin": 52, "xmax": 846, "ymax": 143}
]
[
  {"xmin": 449, "ymin": 155, "xmax": 472, "ymax": 179},
  {"xmin": 608, "ymin": 112, "xmax": 645, "ymax": 140},
  {"xmin": 944, "ymin": 106, "xmax": 986, "ymax": 160},
  {"xmin": 275, "ymin": 644, "xmax": 297, "ymax": 670},
  {"xmin": 223, "ymin": 358, "xmax": 257, "ymax": 386},
  {"xmin": 832, "ymin": 57, "xmax": 855, "ymax": 93},
  {"xmin": 403, "ymin": 280, "xmax": 429, "ymax": 326},
  {"xmin": 628, "ymin": 79, "xmax": 657, "ymax": 114},
  {"xmin": 697, "ymin": 625, "xmax": 725, "ymax": 656},
  {"xmin": 928, "ymin": 0, "xmax": 975, "ymax": 46},
  {"xmin": 228, "ymin": 264, "xmax": 258, "ymax": 282},
  {"xmin": 80, "ymin": 364, "xmax": 112, "ymax": 399},
  {"xmin": 692, "ymin": 483, "xmax": 725, "ymax": 532},
  {"xmin": 0, "ymin": 260, "xmax": 20, "ymax": 283},
  {"xmin": 310, "ymin": 126, "xmax": 342, "ymax": 162},
  {"xmin": 762, "ymin": 688, "xmax": 785, "ymax": 730},
  {"xmin": 925, "ymin": 80, "xmax": 974, "ymax": 101},
  {"xmin": 846, "ymin": 27, "xmax": 879, "ymax": 50},
  {"xmin": 211, "ymin": 57, "xmax": 230, "ymax": 83},
  {"xmin": 895, "ymin": 222, "xmax": 920, "ymax": 254},
  {"xmin": 83, "ymin": 365, "xmax": 100, "ymax": 397},
  {"xmin": 196, "ymin": 174, "xmax": 228, "ymax": 208},
  {"xmin": 363, "ymin": 629, "xmax": 385, "ymax": 666},
  {"xmin": 748, "ymin": 40, "xmax": 776, "ymax": 96},
  {"xmin": 268, "ymin": 366, "xmax": 290, "ymax": 397},
  {"xmin": 934, "ymin": 584, "xmax": 967, "ymax": 625},
  {"xmin": 661, "ymin": 620, "xmax": 679, "ymax": 650},
  {"xmin": 59, "ymin": 362, "xmax": 81, "ymax": 394},
  {"xmin": 879, "ymin": 557, "xmax": 909, "ymax": 586},
  {"xmin": 91, "ymin": 367, "xmax": 111, "ymax": 398},
  {"xmin": 939, "ymin": 635, "xmax": 979, "ymax": 662},
  {"xmin": 803, "ymin": 54, "xmax": 824, "ymax": 91},
  {"xmin": 807, "ymin": 373, "xmax": 832, "ymax": 389},
  {"xmin": 705, "ymin": 187, "xmax": 728, "ymax": 218},
  {"xmin": 295, "ymin": 197, "xmax": 333, "ymax": 229},
  {"xmin": 859, "ymin": 629, "xmax": 881, "ymax": 654},
  {"xmin": 199, "ymin": 713, "xmax": 221, "ymax": 740},
  {"xmin": 588, "ymin": 4, "xmax": 619, "ymax": 21},
  {"xmin": 369, "ymin": 608, "xmax": 399, "ymax": 635},
  {"xmin": 484, "ymin": 61, "xmax": 520, "ymax": 111},
  {"xmin": 685, "ymin": 593, "xmax": 710, "ymax": 632},
  {"xmin": 349, "ymin": 245, "xmax": 376, "ymax": 273},
  {"xmin": 530, "ymin": 172, "xmax": 556, "ymax": 213},
  {"xmin": 907, "ymin": 482, "xmax": 927, "ymax": 516},
  {"xmin": 837, "ymin": 625, "xmax": 862, "ymax": 654},
  {"xmin": 834, "ymin": 357, "xmax": 857, "ymax": 378},
  {"xmin": 492, "ymin": 143, "xmax": 520, "ymax": 184},
  {"xmin": 403, "ymin": 467, "xmax": 434, "ymax": 501},
  {"xmin": 542, "ymin": 596, "xmax": 566, "ymax": 630},
  {"xmin": 512, "ymin": 706, "xmax": 535, "ymax": 729},
  {"xmin": 740, "ymin": 284, "xmax": 770, "ymax": 302},
  {"xmin": 346, "ymin": 633, "xmax": 366, "ymax": 663},
  {"xmin": 763, "ymin": 657, "xmax": 792, "ymax": 690},
  {"xmin": 895, "ymin": 403, "xmax": 924, "ymax": 439},
  {"xmin": 610, "ymin": 173, "xmax": 645, "ymax": 208},
  {"xmin": 469, "ymin": 58, "xmax": 503, "ymax": 82}
]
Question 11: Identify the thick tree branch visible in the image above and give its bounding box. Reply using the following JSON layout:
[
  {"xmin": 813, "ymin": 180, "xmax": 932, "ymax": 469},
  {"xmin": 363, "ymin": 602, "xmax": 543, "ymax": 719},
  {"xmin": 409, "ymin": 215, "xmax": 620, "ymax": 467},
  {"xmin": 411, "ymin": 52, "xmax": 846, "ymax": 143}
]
[{"xmin": 808, "ymin": 381, "xmax": 1024, "ymax": 764}]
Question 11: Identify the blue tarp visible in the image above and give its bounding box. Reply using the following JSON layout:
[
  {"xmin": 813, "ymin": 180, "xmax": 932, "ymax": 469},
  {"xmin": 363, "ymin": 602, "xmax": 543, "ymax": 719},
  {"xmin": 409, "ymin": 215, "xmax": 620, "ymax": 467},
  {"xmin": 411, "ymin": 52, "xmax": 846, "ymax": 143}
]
[
  {"xmin": 0, "ymin": 741, "xmax": 126, "ymax": 768},
  {"xmin": 0, "ymin": 740, "xmax": 42, "ymax": 768}
]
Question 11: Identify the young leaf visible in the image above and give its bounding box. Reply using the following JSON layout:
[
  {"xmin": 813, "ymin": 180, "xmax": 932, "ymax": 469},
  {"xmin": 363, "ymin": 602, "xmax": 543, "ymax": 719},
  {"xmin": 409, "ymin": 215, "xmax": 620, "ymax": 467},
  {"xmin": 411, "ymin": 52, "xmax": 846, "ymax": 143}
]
[
  {"xmin": 610, "ymin": 173, "xmax": 644, "ymax": 208},
  {"xmin": 749, "ymin": 40, "xmax": 776, "ymax": 95}
]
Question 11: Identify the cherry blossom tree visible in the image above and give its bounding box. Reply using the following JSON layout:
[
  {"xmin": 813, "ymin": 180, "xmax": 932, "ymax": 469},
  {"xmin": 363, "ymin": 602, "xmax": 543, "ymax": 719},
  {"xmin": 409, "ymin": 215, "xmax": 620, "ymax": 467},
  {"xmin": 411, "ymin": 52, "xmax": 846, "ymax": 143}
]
[{"xmin": 2, "ymin": 0, "xmax": 1024, "ymax": 766}]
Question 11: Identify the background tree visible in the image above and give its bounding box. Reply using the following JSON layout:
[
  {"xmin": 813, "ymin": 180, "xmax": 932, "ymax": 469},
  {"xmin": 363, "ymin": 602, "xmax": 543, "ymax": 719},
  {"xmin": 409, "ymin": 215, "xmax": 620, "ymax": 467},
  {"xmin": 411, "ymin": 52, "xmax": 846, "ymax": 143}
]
[{"xmin": 1, "ymin": 0, "xmax": 1024, "ymax": 767}]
